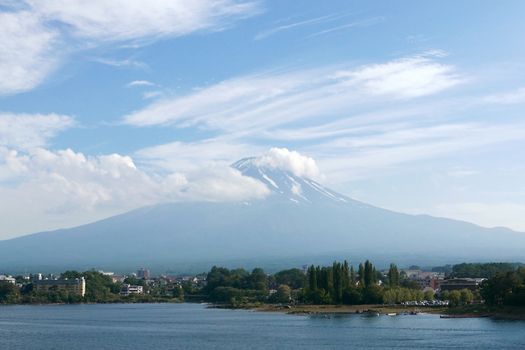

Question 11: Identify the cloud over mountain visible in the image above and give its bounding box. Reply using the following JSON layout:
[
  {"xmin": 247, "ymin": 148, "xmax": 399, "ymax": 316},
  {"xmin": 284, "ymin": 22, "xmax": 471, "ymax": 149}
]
[{"xmin": 253, "ymin": 147, "xmax": 320, "ymax": 179}]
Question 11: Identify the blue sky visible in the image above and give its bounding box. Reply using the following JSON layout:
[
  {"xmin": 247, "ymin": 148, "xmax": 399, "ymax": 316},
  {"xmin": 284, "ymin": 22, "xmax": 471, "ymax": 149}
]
[{"xmin": 1, "ymin": 0, "xmax": 525, "ymax": 238}]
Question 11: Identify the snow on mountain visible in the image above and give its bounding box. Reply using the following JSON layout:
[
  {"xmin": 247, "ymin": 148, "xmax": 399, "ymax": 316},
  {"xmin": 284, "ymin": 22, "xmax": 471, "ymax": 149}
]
[{"xmin": 232, "ymin": 157, "xmax": 358, "ymax": 205}]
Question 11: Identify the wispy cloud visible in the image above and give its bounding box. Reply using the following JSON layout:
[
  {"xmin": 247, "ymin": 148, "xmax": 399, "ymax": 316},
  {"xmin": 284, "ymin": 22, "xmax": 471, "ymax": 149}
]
[
  {"xmin": 305, "ymin": 16, "xmax": 385, "ymax": 38},
  {"xmin": 0, "ymin": 11, "xmax": 61, "ymax": 95},
  {"xmin": 142, "ymin": 91, "xmax": 164, "ymax": 100},
  {"xmin": 124, "ymin": 53, "xmax": 463, "ymax": 131},
  {"xmin": 126, "ymin": 80, "xmax": 156, "ymax": 87},
  {"xmin": 483, "ymin": 87, "xmax": 525, "ymax": 105},
  {"xmin": 0, "ymin": 112, "xmax": 75, "ymax": 150},
  {"xmin": 93, "ymin": 58, "xmax": 148, "ymax": 69},
  {"xmin": 0, "ymin": 0, "xmax": 262, "ymax": 95},
  {"xmin": 125, "ymin": 51, "xmax": 525, "ymax": 188},
  {"xmin": 27, "ymin": 0, "xmax": 262, "ymax": 41},
  {"xmin": 255, "ymin": 12, "xmax": 347, "ymax": 40},
  {"xmin": 311, "ymin": 122, "xmax": 525, "ymax": 181}
]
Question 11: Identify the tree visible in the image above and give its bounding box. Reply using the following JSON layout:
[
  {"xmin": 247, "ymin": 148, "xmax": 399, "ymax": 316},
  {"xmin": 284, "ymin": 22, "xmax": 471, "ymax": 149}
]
[
  {"xmin": 387, "ymin": 264, "xmax": 400, "ymax": 288},
  {"xmin": 0, "ymin": 283, "xmax": 20, "ymax": 304},
  {"xmin": 423, "ymin": 289, "xmax": 435, "ymax": 301},
  {"xmin": 448, "ymin": 290, "xmax": 461, "ymax": 306},
  {"xmin": 363, "ymin": 284, "xmax": 383, "ymax": 304},
  {"xmin": 480, "ymin": 269, "xmax": 525, "ymax": 306},
  {"xmin": 274, "ymin": 269, "xmax": 305, "ymax": 290},
  {"xmin": 61, "ymin": 270, "xmax": 82, "ymax": 279},
  {"xmin": 343, "ymin": 287, "xmax": 362, "ymax": 304},
  {"xmin": 307, "ymin": 265, "xmax": 317, "ymax": 291},
  {"xmin": 83, "ymin": 270, "xmax": 117, "ymax": 302},
  {"xmin": 273, "ymin": 285, "xmax": 291, "ymax": 303},
  {"xmin": 358, "ymin": 263, "xmax": 365, "ymax": 287},
  {"xmin": 364, "ymin": 260, "xmax": 373, "ymax": 288},
  {"xmin": 333, "ymin": 262, "xmax": 343, "ymax": 303},
  {"xmin": 451, "ymin": 263, "xmax": 521, "ymax": 279},
  {"xmin": 460, "ymin": 289, "xmax": 474, "ymax": 304},
  {"xmin": 342, "ymin": 260, "xmax": 350, "ymax": 289},
  {"xmin": 247, "ymin": 268, "xmax": 268, "ymax": 291},
  {"xmin": 209, "ymin": 287, "xmax": 243, "ymax": 303}
]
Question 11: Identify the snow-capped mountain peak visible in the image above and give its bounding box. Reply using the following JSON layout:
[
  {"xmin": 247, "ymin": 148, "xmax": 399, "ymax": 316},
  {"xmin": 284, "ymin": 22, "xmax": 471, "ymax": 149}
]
[{"xmin": 232, "ymin": 157, "xmax": 352, "ymax": 204}]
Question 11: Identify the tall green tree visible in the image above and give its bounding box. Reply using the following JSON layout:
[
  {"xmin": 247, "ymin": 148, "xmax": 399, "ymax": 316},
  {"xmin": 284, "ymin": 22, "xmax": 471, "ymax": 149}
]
[
  {"xmin": 350, "ymin": 266, "xmax": 356, "ymax": 286},
  {"xmin": 364, "ymin": 260, "xmax": 374, "ymax": 288},
  {"xmin": 308, "ymin": 265, "xmax": 317, "ymax": 291},
  {"xmin": 342, "ymin": 260, "xmax": 350, "ymax": 289},
  {"xmin": 358, "ymin": 263, "xmax": 365, "ymax": 287},
  {"xmin": 387, "ymin": 263, "xmax": 400, "ymax": 288}
]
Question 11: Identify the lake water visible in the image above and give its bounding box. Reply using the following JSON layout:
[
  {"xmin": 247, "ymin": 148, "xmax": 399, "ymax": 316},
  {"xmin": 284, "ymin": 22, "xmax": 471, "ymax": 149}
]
[{"xmin": 0, "ymin": 303, "xmax": 524, "ymax": 349}]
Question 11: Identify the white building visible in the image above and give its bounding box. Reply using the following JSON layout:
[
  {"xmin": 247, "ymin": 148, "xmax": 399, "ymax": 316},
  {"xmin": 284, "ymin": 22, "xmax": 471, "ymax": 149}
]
[
  {"xmin": 0, "ymin": 275, "xmax": 16, "ymax": 284},
  {"xmin": 120, "ymin": 284, "xmax": 144, "ymax": 296}
]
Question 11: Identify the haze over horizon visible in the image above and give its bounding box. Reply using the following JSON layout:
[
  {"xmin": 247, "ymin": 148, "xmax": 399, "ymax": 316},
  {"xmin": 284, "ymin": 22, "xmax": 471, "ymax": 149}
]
[{"xmin": 1, "ymin": 0, "xmax": 525, "ymax": 239}]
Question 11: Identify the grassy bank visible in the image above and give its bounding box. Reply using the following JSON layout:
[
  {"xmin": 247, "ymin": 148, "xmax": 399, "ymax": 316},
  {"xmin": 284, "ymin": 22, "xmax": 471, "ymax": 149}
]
[
  {"xmin": 217, "ymin": 303, "xmax": 525, "ymax": 319},
  {"xmin": 217, "ymin": 303, "xmax": 445, "ymax": 315}
]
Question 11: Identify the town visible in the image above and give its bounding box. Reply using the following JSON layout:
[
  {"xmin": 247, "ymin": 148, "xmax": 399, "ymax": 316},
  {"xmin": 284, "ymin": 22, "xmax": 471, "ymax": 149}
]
[{"xmin": 1, "ymin": 261, "xmax": 523, "ymax": 315}]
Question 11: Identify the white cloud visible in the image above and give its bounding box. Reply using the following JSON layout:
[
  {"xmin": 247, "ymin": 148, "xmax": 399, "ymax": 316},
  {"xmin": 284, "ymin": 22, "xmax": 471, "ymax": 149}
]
[
  {"xmin": 313, "ymin": 122, "xmax": 525, "ymax": 182},
  {"xmin": 306, "ymin": 17, "xmax": 385, "ymax": 38},
  {"xmin": 254, "ymin": 147, "xmax": 320, "ymax": 179},
  {"xmin": 484, "ymin": 87, "xmax": 525, "ymax": 105},
  {"xmin": 170, "ymin": 165, "xmax": 269, "ymax": 202},
  {"xmin": 0, "ymin": 11, "xmax": 60, "ymax": 95},
  {"xmin": 0, "ymin": 0, "xmax": 260, "ymax": 95},
  {"xmin": 136, "ymin": 137, "xmax": 262, "ymax": 172},
  {"xmin": 142, "ymin": 91, "xmax": 164, "ymax": 100},
  {"xmin": 0, "ymin": 145, "xmax": 269, "ymax": 238},
  {"xmin": 94, "ymin": 58, "xmax": 148, "ymax": 69},
  {"xmin": 127, "ymin": 80, "xmax": 155, "ymax": 87},
  {"xmin": 27, "ymin": 0, "xmax": 261, "ymax": 41},
  {"xmin": 0, "ymin": 113, "xmax": 75, "ymax": 149},
  {"xmin": 124, "ymin": 54, "xmax": 463, "ymax": 129},
  {"xmin": 335, "ymin": 54, "xmax": 462, "ymax": 98},
  {"xmin": 254, "ymin": 13, "xmax": 347, "ymax": 40}
]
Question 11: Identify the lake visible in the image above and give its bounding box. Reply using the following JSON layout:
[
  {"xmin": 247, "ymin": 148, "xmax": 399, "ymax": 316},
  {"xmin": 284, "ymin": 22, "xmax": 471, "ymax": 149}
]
[{"xmin": 0, "ymin": 303, "xmax": 524, "ymax": 349}]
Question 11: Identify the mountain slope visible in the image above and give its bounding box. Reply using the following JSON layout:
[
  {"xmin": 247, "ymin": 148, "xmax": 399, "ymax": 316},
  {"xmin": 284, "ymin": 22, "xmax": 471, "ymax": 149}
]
[{"xmin": 0, "ymin": 159, "xmax": 524, "ymax": 273}]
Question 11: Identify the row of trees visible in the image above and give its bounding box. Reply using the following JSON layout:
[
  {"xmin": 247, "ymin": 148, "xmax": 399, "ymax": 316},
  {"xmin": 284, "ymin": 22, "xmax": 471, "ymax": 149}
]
[
  {"xmin": 450, "ymin": 263, "xmax": 523, "ymax": 279},
  {"xmin": 301, "ymin": 260, "xmax": 441, "ymax": 305},
  {"xmin": 480, "ymin": 268, "xmax": 525, "ymax": 306},
  {"xmin": 5, "ymin": 261, "xmax": 524, "ymax": 308},
  {"xmin": 204, "ymin": 267, "xmax": 269, "ymax": 303}
]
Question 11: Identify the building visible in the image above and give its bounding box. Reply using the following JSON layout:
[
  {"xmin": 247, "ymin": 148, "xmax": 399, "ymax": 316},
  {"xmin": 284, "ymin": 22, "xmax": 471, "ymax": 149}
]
[
  {"xmin": 120, "ymin": 284, "xmax": 144, "ymax": 296},
  {"xmin": 400, "ymin": 269, "xmax": 445, "ymax": 290},
  {"xmin": 111, "ymin": 275, "xmax": 126, "ymax": 283},
  {"xmin": 137, "ymin": 268, "xmax": 150, "ymax": 280},
  {"xmin": 440, "ymin": 278, "xmax": 485, "ymax": 292},
  {"xmin": 0, "ymin": 275, "xmax": 16, "ymax": 284},
  {"xmin": 33, "ymin": 277, "xmax": 86, "ymax": 297}
]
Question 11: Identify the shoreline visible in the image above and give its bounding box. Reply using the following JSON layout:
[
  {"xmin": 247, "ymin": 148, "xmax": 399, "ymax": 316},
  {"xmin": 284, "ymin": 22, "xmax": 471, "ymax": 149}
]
[
  {"xmin": 233, "ymin": 303, "xmax": 444, "ymax": 315},
  {"xmin": 214, "ymin": 303, "xmax": 525, "ymax": 320},
  {"xmin": 3, "ymin": 301, "xmax": 525, "ymax": 320}
]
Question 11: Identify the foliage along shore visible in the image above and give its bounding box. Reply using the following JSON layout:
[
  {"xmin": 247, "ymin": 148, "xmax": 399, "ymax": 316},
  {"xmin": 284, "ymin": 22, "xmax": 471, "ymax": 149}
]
[{"xmin": 1, "ymin": 260, "xmax": 524, "ymax": 321}]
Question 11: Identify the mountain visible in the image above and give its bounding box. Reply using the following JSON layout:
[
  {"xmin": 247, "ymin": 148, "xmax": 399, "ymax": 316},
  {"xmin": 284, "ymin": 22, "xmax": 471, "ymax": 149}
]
[{"xmin": 1, "ymin": 158, "xmax": 524, "ymax": 273}]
